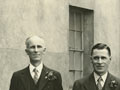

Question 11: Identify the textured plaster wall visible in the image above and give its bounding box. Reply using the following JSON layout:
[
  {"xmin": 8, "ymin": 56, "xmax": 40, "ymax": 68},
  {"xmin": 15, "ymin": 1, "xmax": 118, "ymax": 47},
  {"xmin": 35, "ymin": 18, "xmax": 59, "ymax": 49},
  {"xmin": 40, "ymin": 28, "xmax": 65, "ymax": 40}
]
[
  {"xmin": 94, "ymin": 0, "xmax": 120, "ymax": 77},
  {"xmin": 0, "ymin": 0, "xmax": 69, "ymax": 90},
  {"xmin": 1, "ymin": 0, "xmax": 120, "ymax": 90},
  {"xmin": 69, "ymin": 0, "xmax": 94, "ymax": 10}
]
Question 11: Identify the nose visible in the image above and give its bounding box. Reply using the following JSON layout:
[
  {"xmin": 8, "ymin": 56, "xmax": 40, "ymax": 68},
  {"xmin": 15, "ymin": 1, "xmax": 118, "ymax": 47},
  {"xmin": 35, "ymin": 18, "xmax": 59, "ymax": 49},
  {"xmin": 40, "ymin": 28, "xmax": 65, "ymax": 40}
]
[
  {"xmin": 98, "ymin": 57, "xmax": 102, "ymax": 63},
  {"xmin": 34, "ymin": 47, "xmax": 38, "ymax": 52}
]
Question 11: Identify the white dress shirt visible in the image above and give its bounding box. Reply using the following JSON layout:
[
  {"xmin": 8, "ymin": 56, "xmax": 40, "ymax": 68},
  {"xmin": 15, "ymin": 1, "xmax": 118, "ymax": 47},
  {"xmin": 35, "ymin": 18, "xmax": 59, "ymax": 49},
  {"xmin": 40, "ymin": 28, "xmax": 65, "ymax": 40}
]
[
  {"xmin": 29, "ymin": 62, "xmax": 43, "ymax": 79},
  {"xmin": 94, "ymin": 72, "xmax": 108, "ymax": 87}
]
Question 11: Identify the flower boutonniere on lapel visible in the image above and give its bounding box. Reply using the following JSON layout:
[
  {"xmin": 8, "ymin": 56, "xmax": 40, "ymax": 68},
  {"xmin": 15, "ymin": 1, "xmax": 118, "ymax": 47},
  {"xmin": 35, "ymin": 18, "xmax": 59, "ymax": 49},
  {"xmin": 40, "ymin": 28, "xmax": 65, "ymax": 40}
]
[
  {"xmin": 109, "ymin": 80, "xmax": 118, "ymax": 89},
  {"xmin": 45, "ymin": 71, "xmax": 57, "ymax": 81}
]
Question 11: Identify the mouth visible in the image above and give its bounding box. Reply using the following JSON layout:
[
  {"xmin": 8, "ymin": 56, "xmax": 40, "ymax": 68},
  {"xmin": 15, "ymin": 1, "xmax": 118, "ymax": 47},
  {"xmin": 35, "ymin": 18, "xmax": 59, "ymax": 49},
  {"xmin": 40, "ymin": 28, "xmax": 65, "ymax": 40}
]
[
  {"xmin": 33, "ymin": 54, "xmax": 40, "ymax": 55},
  {"xmin": 96, "ymin": 65, "xmax": 104, "ymax": 69},
  {"xmin": 32, "ymin": 54, "xmax": 40, "ymax": 57}
]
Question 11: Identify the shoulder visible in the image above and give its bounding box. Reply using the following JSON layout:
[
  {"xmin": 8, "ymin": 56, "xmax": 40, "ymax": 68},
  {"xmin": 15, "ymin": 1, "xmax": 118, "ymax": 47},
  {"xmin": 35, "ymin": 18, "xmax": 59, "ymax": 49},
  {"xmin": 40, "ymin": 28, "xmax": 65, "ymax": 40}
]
[
  {"xmin": 109, "ymin": 73, "xmax": 120, "ymax": 84},
  {"xmin": 74, "ymin": 74, "xmax": 90, "ymax": 85},
  {"xmin": 12, "ymin": 66, "xmax": 28, "ymax": 77},
  {"xmin": 44, "ymin": 66, "xmax": 61, "ymax": 76},
  {"xmin": 108, "ymin": 73, "xmax": 120, "ymax": 89},
  {"xmin": 73, "ymin": 74, "xmax": 91, "ymax": 90},
  {"xmin": 43, "ymin": 66, "xmax": 62, "ymax": 81}
]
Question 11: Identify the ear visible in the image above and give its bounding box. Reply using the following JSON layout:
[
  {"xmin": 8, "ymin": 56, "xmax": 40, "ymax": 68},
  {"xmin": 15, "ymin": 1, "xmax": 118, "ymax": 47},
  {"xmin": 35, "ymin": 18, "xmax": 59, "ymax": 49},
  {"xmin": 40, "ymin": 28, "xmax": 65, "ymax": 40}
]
[
  {"xmin": 25, "ymin": 49, "xmax": 29, "ymax": 55},
  {"xmin": 109, "ymin": 56, "xmax": 112, "ymax": 61},
  {"xmin": 90, "ymin": 56, "xmax": 93, "ymax": 63},
  {"xmin": 43, "ymin": 48, "xmax": 46, "ymax": 54}
]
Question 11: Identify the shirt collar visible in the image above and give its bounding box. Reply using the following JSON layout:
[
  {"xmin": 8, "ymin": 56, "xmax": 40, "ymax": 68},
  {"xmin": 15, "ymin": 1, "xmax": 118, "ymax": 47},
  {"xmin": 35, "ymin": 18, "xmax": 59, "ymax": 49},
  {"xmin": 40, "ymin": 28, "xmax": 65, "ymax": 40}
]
[
  {"xmin": 29, "ymin": 62, "xmax": 43, "ymax": 73},
  {"xmin": 94, "ymin": 72, "xmax": 108, "ymax": 84}
]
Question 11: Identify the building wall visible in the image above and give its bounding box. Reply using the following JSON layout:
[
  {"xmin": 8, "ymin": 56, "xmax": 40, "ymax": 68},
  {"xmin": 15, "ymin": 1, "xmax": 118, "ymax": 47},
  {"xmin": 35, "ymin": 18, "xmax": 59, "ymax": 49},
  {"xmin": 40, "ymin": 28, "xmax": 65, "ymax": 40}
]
[
  {"xmin": 0, "ymin": 0, "xmax": 120, "ymax": 90},
  {"xmin": 94, "ymin": 0, "xmax": 120, "ymax": 77},
  {"xmin": 69, "ymin": 0, "xmax": 94, "ymax": 10},
  {"xmin": 0, "ymin": 0, "xmax": 69, "ymax": 90},
  {"xmin": 70, "ymin": 0, "xmax": 120, "ymax": 77}
]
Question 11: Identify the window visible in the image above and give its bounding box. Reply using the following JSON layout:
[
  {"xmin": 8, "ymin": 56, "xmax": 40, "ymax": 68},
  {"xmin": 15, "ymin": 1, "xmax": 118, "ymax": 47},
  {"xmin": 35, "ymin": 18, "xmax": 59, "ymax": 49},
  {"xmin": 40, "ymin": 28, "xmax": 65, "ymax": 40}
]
[{"xmin": 69, "ymin": 6, "xmax": 94, "ymax": 90}]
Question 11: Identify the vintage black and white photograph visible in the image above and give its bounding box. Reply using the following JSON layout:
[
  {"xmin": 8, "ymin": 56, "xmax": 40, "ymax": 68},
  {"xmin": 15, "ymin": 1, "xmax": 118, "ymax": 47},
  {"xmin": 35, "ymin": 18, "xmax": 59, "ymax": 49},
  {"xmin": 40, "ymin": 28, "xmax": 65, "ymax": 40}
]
[{"xmin": 0, "ymin": 0, "xmax": 120, "ymax": 90}]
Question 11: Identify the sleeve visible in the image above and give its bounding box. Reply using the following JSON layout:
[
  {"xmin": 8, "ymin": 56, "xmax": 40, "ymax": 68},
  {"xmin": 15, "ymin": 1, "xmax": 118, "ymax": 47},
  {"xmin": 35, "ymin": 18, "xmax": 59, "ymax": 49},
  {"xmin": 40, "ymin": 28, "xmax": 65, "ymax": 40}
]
[
  {"xmin": 9, "ymin": 73, "xmax": 19, "ymax": 90},
  {"xmin": 72, "ymin": 80, "xmax": 81, "ymax": 90},
  {"xmin": 54, "ymin": 72, "xmax": 63, "ymax": 90}
]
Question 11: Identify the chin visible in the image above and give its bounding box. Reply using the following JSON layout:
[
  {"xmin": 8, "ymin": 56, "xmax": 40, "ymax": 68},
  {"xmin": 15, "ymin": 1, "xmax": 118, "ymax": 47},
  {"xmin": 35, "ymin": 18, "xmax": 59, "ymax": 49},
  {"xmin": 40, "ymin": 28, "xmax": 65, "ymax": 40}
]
[{"xmin": 96, "ymin": 71, "xmax": 106, "ymax": 75}]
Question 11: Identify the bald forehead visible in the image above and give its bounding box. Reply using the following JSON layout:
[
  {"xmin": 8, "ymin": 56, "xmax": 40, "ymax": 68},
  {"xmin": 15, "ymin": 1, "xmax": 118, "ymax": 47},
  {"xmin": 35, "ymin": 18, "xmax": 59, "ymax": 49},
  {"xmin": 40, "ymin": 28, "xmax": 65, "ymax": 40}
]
[{"xmin": 25, "ymin": 36, "xmax": 45, "ymax": 48}]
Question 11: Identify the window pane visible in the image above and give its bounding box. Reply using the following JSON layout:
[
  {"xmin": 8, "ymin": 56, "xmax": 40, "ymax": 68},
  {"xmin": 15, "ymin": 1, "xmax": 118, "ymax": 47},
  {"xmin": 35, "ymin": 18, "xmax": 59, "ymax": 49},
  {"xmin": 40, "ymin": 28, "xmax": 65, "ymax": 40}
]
[
  {"xmin": 69, "ymin": 12, "xmax": 75, "ymax": 30},
  {"xmin": 76, "ymin": 13, "xmax": 82, "ymax": 31},
  {"xmin": 75, "ymin": 71, "xmax": 82, "ymax": 80},
  {"xmin": 74, "ymin": 52, "xmax": 82, "ymax": 70},
  {"xmin": 69, "ymin": 71, "xmax": 75, "ymax": 89},
  {"xmin": 75, "ymin": 32, "xmax": 82, "ymax": 50},
  {"xmin": 69, "ymin": 51, "xmax": 74, "ymax": 70},
  {"xmin": 69, "ymin": 6, "xmax": 94, "ymax": 90},
  {"xmin": 69, "ymin": 31, "xmax": 75, "ymax": 49}
]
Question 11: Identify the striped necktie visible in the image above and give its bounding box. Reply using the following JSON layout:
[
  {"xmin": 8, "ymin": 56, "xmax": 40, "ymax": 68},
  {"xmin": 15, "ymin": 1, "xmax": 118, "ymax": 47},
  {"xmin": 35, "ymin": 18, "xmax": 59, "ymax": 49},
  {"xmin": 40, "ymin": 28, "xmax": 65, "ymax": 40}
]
[
  {"xmin": 33, "ymin": 68, "xmax": 39, "ymax": 84},
  {"xmin": 97, "ymin": 76, "xmax": 102, "ymax": 90}
]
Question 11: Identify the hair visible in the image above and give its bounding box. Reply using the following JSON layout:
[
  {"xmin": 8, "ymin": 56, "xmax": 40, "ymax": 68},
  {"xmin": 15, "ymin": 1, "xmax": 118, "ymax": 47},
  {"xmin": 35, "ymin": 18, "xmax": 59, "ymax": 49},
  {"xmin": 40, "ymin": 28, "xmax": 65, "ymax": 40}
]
[
  {"xmin": 91, "ymin": 43, "xmax": 111, "ymax": 56},
  {"xmin": 25, "ymin": 37, "xmax": 31, "ymax": 47},
  {"xmin": 25, "ymin": 36, "xmax": 45, "ymax": 48}
]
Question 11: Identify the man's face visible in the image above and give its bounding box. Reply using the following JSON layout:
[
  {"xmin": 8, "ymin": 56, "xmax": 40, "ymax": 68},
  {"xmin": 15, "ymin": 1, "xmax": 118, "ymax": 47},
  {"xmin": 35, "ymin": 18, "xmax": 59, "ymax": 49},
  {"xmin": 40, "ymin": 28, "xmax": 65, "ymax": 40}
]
[
  {"xmin": 25, "ymin": 37, "xmax": 46, "ymax": 62},
  {"xmin": 91, "ymin": 49, "xmax": 111, "ymax": 75}
]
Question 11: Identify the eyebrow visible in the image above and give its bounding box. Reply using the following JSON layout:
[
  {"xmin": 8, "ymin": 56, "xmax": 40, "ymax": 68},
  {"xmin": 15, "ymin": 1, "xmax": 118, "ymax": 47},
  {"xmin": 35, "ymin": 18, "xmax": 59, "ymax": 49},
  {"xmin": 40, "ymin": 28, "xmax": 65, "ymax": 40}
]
[{"xmin": 29, "ymin": 45, "xmax": 43, "ymax": 47}]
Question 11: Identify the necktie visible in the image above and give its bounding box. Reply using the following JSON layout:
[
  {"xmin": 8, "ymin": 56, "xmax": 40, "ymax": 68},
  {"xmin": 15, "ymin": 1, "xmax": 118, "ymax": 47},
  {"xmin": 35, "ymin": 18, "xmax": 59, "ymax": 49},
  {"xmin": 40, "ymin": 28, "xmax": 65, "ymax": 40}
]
[
  {"xmin": 97, "ymin": 76, "xmax": 102, "ymax": 90},
  {"xmin": 33, "ymin": 68, "xmax": 39, "ymax": 84}
]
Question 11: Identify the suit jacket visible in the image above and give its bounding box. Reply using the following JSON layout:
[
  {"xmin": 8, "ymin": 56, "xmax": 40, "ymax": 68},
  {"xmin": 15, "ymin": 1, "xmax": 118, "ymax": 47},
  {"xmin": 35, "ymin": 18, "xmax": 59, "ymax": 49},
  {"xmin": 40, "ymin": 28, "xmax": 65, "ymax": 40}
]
[
  {"xmin": 9, "ymin": 65, "xmax": 63, "ymax": 90},
  {"xmin": 73, "ymin": 72, "xmax": 120, "ymax": 90}
]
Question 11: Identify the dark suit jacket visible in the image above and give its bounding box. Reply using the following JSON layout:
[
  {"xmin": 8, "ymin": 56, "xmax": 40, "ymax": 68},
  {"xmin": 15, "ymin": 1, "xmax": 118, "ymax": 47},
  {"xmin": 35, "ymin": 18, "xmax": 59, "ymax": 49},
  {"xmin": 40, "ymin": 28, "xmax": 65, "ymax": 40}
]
[
  {"xmin": 73, "ymin": 73, "xmax": 120, "ymax": 90},
  {"xmin": 9, "ymin": 65, "xmax": 63, "ymax": 90}
]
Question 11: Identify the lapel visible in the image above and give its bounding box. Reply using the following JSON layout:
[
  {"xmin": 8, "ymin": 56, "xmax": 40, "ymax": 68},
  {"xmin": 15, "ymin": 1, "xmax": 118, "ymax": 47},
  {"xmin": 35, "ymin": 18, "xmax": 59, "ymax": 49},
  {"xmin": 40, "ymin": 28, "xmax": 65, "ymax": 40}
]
[
  {"xmin": 19, "ymin": 65, "xmax": 50, "ymax": 90},
  {"xmin": 38, "ymin": 65, "xmax": 49, "ymax": 90},
  {"xmin": 103, "ymin": 73, "xmax": 114, "ymax": 90},
  {"xmin": 21, "ymin": 66, "xmax": 34, "ymax": 90},
  {"xmin": 80, "ymin": 72, "xmax": 119, "ymax": 90},
  {"xmin": 84, "ymin": 73, "xmax": 97, "ymax": 90}
]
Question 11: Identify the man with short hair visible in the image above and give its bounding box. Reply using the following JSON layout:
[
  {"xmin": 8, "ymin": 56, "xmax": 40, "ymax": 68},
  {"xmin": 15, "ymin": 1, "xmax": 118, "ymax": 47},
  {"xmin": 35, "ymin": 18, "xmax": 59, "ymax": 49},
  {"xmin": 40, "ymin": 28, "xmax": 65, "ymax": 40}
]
[
  {"xmin": 73, "ymin": 43, "xmax": 120, "ymax": 90},
  {"xmin": 9, "ymin": 36, "xmax": 63, "ymax": 90}
]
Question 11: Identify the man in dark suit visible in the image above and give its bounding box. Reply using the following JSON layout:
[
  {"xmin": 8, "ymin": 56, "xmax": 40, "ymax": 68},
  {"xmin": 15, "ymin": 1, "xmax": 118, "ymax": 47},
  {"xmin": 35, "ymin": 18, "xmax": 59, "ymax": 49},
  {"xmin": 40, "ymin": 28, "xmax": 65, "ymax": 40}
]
[
  {"xmin": 73, "ymin": 43, "xmax": 120, "ymax": 90},
  {"xmin": 9, "ymin": 36, "xmax": 63, "ymax": 90}
]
